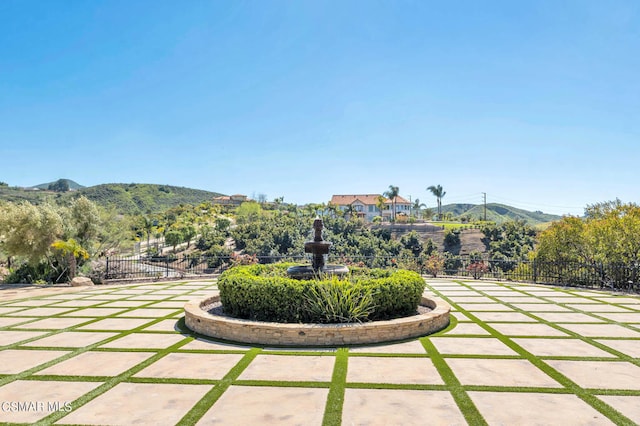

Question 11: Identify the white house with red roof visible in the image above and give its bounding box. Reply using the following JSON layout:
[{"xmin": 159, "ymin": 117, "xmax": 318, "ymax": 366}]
[{"xmin": 329, "ymin": 194, "xmax": 411, "ymax": 222}]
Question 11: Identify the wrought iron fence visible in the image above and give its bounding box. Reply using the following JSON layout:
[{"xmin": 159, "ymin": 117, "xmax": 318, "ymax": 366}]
[{"xmin": 100, "ymin": 253, "xmax": 640, "ymax": 292}]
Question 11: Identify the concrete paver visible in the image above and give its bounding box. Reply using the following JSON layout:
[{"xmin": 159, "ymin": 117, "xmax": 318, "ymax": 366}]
[
  {"xmin": 58, "ymin": 382, "xmax": 211, "ymax": 425},
  {"xmin": 35, "ymin": 351, "xmax": 155, "ymax": 376},
  {"xmin": 0, "ymin": 380, "xmax": 100, "ymax": 423},
  {"xmin": 133, "ymin": 352, "xmax": 244, "ymax": 380},
  {"xmin": 23, "ymin": 331, "xmax": 118, "ymax": 348},
  {"xmin": 597, "ymin": 395, "xmax": 640, "ymax": 424},
  {"xmin": 346, "ymin": 356, "xmax": 444, "ymax": 384},
  {"xmin": 488, "ymin": 322, "xmax": 570, "ymax": 336},
  {"xmin": 348, "ymin": 340, "xmax": 426, "ymax": 354},
  {"xmin": 512, "ymin": 338, "xmax": 617, "ymax": 358},
  {"xmin": 468, "ymin": 391, "xmax": 615, "ymax": 425},
  {"xmin": 0, "ymin": 349, "xmax": 70, "ymax": 374},
  {"xmin": 99, "ymin": 332, "xmax": 186, "ymax": 349},
  {"xmin": 595, "ymin": 339, "xmax": 640, "ymax": 357},
  {"xmin": 445, "ymin": 358, "xmax": 563, "ymax": 387},
  {"xmin": 238, "ymin": 355, "xmax": 335, "ymax": 382},
  {"xmin": 342, "ymin": 389, "xmax": 466, "ymax": 426},
  {"xmin": 430, "ymin": 337, "xmax": 518, "ymax": 355},
  {"xmin": 546, "ymin": 360, "xmax": 640, "ymax": 390},
  {"xmin": 198, "ymin": 385, "xmax": 327, "ymax": 425}
]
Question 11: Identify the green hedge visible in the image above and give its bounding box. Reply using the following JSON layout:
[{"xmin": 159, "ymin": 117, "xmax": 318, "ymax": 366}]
[{"xmin": 217, "ymin": 264, "xmax": 425, "ymax": 323}]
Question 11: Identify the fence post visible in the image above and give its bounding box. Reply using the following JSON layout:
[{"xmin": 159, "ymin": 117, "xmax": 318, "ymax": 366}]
[
  {"xmin": 105, "ymin": 257, "xmax": 109, "ymax": 280},
  {"xmin": 165, "ymin": 258, "xmax": 169, "ymax": 277},
  {"xmin": 533, "ymin": 259, "xmax": 537, "ymax": 283}
]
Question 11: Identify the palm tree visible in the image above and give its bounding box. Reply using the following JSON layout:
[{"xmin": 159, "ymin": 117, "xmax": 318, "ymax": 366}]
[
  {"xmin": 412, "ymin": 198, "xmax": 426, "ymax": 218},
  {"xmin": 384, "ymin": 185, "xmax": 400, "ymax": 222},
  {"xmin": 427, "ymin": 185, "xmax": 446, "ymax": 220},
  {"xmin": 376, "ymin": 195, "xmax": 387, "ymax": 222}
]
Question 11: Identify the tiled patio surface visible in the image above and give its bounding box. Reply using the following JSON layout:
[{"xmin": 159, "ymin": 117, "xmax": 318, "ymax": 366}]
[{"xmin": 0, "ymin": 278, "xmax": 638, "ymax": 425}]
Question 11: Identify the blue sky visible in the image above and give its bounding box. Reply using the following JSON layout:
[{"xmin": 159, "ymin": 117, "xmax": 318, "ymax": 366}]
[{"xmin": 1, "ymin": 1, "xmax": 638, "ymax": 216}]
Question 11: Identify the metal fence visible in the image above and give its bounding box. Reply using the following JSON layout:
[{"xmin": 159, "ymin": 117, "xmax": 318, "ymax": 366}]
[{"xmin": 101, "ymin": 254, "xmax": 640, "ymax": 292}]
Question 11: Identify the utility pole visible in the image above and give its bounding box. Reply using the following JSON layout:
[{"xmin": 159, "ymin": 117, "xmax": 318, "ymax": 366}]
[{"xmin": 482, "ymin": 192, "xmax": 487, "ymax": 221}]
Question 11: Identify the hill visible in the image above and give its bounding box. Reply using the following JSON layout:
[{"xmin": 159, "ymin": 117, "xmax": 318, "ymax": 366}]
[
  {"xmin": 0, "ymin": 182, "xmax": 224, "ymax": 215},
  {"xmin": 32, "ymin": 178, "xmax": 85, "ymax": 190},
  {"xmin": 440, "ymin": 203, "xmax": 561, "ymax": 225},
  {"xmin": 78, "ymin": 183, "xmax": 223, "ymax": 214}
]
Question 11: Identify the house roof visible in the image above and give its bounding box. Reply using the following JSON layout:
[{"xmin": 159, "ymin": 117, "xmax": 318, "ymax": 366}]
[{"xmin": 330, "ymin": 194, "xmax": 410, "ymax": 206}]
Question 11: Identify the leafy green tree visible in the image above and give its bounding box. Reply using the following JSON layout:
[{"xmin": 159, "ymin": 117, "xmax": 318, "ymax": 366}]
[
  {"xmin": 236, "ymin": 201, "xmax": 263, "ymax": 223},
  {"xmin": 69, "ymin": 196, "xmax": 101, "ymax": 250},
  {"xmin": 215, "ymin": 217, "xmax": 231, "ymax": 232},
  {"xmin": 164, "ymin": 229, "xmax": 184, "ymax": 253},
  {"xmin": 443, "ymin": 229, "xmax": 461, "ymax": 253},
  {"xmin": 537, "ymin": 201, "xmax": 640, "ymax": 266},
  {"xmin": 383, "ymin": 185, "xmax": 400, "ymax": 222},
  {"xmin": 400, "ymin": 231, "xmax": 423, "ymax": 257},
  {"xmin": 481, "ymin": 220, "xmax": 536, "ymax": 271},
  {"xmin": 179, "ymin": 223, "xmax": 197, "ymax": 249},
  {"xmin": 427, "ymin": 184, "xmax": 446, "ymax": 220},
  {"xmin": 0, "ymin": 202, "xmax": 63, "ymax": 264}
]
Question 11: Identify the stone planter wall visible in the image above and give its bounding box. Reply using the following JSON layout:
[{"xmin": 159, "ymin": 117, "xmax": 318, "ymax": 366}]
[{"xmin": 184, "ymin": 295, "xmax": 450, "ymax": 346}]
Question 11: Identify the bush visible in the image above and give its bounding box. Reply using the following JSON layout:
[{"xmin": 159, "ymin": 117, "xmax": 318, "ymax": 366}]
[{"xmin": 217, "ymin": 264, "xmax": 425, "ymax": 323}]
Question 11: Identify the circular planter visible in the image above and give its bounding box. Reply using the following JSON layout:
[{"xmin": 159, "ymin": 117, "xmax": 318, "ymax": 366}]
[{"xmin": 184, "ymin": 295, "xmax": 450, "ymax": 346}]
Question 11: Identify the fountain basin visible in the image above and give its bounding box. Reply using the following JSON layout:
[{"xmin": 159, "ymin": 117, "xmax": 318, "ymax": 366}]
[{"xmin": 184, "ymin": 295, "xmax": 450, "ymax": 346}]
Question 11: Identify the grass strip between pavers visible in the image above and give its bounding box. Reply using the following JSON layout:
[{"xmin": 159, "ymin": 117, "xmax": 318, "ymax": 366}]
[
  {"xmin": 322, "ymin": 348, "xmax": 348, "ymax": 426},
  {"xmin": 428, "ymin": 280, "xmax": 637, "ymax": 426},
  {"xmin": 176, "ymin": 347, "xmax": 262, "ymax": 425},
  {"xmin": 420, "ymin": 338, "xmax": 488, "ymax": 426}
]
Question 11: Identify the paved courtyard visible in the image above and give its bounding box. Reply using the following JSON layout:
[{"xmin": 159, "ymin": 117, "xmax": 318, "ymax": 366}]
[{"xmin": 0, "ymin": 278, "xmax": 638, "ymax": 425}]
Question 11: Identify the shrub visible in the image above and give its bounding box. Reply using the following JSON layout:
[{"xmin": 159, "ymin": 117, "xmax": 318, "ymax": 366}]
[
  {"xmin": 304, "ymin": 278, "xmax": 376, "ymax": 323},
  {"xmin": 467, "ymin": 261, "xmax": 489, "ymax": 279},
  {"xmin": 424, "ymin": 253, "xmax": 445, "ymax": 277},
  {"xmin": 217, "ymin": 264, "xmax": 425, "ymax": 323}
]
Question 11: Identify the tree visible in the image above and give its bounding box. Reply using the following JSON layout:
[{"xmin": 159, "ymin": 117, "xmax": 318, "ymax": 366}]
[
  {"xmin": 535, "ymin": 216, "xmax": 590, "ymax": 264},
  {"xmin": 179, "ymin": 223, "xmax": 197, "ymax": 249},
  {"xmin": 138, "ymin": 215, "xmax": 155, "ymax": 251},
  {"xmin": 69, "ymin": 196, "xmax": 101, "ymax": 250},
  {"xmin": 236, "ymin": 201, "xmax": 263, "ymax": 223},
  {"xmin": 383, "ymin": 185, "xmax": 400, "ymax": 222},
  {"xmin": 427, "ymin": 185, "xmax": 446, "ymax": 220},
  {"xmin": 400, "ymin": 231, "xmax": 423, "ymax": 257},
  {"xmin": 376, "ymin": 196, "xmax": 387, "ymax": 221},
  {"xmin": 0, "ymin": 202, "xmax": 63, "ymax": 264},
  {"xmin": 412, "ymin": 198, "xmax": 426, "ymax": 218},
  {"xmin": 164, "ymin": 229, "xmax": 184, "ymax": 253}
]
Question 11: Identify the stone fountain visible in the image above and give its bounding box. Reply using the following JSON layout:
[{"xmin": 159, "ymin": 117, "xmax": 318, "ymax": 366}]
[
  {"xmin": 183, "ymin": 216, "xmax": 450, "ymax": 345},
  {"xmin": 286, "ymin": 217, "xmax": 349, "ymax": 279}
]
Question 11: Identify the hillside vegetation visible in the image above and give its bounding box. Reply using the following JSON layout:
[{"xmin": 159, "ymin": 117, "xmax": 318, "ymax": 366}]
[
  {"xmin": 79, "ymin": 183, "xmax": 223, "ymax": 214},
  {"xmin": 441, "ymin": 203, "xmax": 562, "ymax": 225},
  {"xmin": 0, "ymin": 182, "xmax": 223, "ymax": 214}
]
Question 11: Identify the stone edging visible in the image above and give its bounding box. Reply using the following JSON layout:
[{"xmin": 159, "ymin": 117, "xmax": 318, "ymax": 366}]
[{"xmin": 184, "ymin": 295, "xmax": 450, "ymax": 346}]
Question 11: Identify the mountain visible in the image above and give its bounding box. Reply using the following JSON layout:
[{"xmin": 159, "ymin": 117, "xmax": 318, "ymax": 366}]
[
  {"xmin": 440, "ymin": 203, "xmax": 562, "ymax": 226},
  {"xmin": 32, "ymin": 178, "xmax": 85, "ymax": 190}
]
